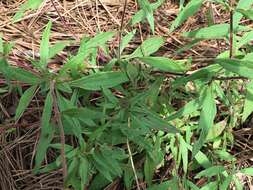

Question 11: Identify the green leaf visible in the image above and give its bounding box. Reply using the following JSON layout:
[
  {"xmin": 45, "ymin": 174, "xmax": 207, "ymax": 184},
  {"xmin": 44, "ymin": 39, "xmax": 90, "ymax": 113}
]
[
  {"xmin": 13, "ymin": 0, "xmax": 43, "ymax": 22},
  {"xmin": 214, "ymin": 150, "xmax": 236, "ymax": 161},
  {"xmin": 147, "ymin": 177, "xmax": 179, "ymax": 190},
  {"xmin": 49, "ymin": 42, "xmax": 69, "ymax": 59},
  {"xmin": 0, "ymin": 35, "xmax": 3, "ymax": 54},
  {"xmin": 120, "ymin": 30, "xmax": 136, "ymax": 54},
  {"xmin": 79, "ymin": 156, "xmax": 89, "ymax": 187},
  {"xmin": 170, "ymin": 0, "xmax": 204, "ymax": 32},
  {"xmin": 195, "ymin": 166, "xmax": 225, "ymax": 178},
  {"xmin": 138, "ymin": 0, "xmax": 155, "ymax": 33},
  {"xmin": 200, "ymin": 181, "xmax": 218, "ymax": 190},
  {"xmin": 133, "ymin": 111, "xmax": 179, "ymax": 133},
  {"xmin": 179, "ymin": 135, "xmax": 188, "ymax": 173},
  {"xmin": 40, "ymin": 21, "xmax": 52, "ymax": 68},
  {"xmin": 237, "ymin": 30, "xmax": 253, "ymax": 49},
  {"xmin": 172, "ymin": 64, "xmax": 221, "ymax": 88},
  {"xmin": 69, "ymin": 71, "xmax": 129, "ymax": 90},
  {"xmin": 220, "ymin": 175, "xmax": 233, "ymax": 190},
  {"xmin": 10, "ymin": 68, "xmax": 41, "ymax": 85},
  {"xmin": 15, "ymin": 85, "xmax": 38, "ymax": 121},
  {"xmin": 144, "ymin": 155, "xmax": 156, "ymax": 186},
  {"xmin": 126, "ymin": 37, "xmax": 164, "ymax": 59},
  {"xmin": 131, "ymin": 0, "xmax": 164, "ymax": 26},
  {"xmin": 216, "ymin": 58, "xmax": 253, "ymax": 79},
  {"xmin": 206, "ymin": 119, "xmax": 227, "ymax": 141},
  {"xmin": 167, "ymin": 99, "xmax": 199, "ymax": 121},
  {"xmin": 62, "ymin": 108, "xmax": 104, "ymax": 120},
  {"xmin": 240, "ymin": 167, "xmax": 253, "ymax": 176},
  {"xmin": 236, "ymin": 9, "xmax": 253, "ymax": 20},
  {"xmin": 242, "ymin": 81, "xmax": 253, "ymax": 122},
  {"xmin": 34, "ymin": 92, "xmax": 54, "ymax": 171},
  {"xmin": 183, "ymin": 24, "xmax": 230, "ymax": 39},
  {"xmin": 233, "ymin": 0, "xmax": 253, "ymax": 28},
  {"xmin": 194, "ymin": 151, "xmax": 212, "ymax": 169},
  {"xmin": 192, "ymin": 86, "xmax": 216, "ymax": 157},
  {"xmin": 139, "ymin": 57, "xmax": 187, "ymax": 73},
  {"xmin": 79, "ymin": 32, "xmax": 115, "ymax": 54}
]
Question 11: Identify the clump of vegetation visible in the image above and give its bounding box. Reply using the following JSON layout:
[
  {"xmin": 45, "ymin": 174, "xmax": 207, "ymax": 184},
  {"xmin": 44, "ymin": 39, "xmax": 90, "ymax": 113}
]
[{"xmin": 1, "ymin": 0, "xmax": 253, "ymax": 189}]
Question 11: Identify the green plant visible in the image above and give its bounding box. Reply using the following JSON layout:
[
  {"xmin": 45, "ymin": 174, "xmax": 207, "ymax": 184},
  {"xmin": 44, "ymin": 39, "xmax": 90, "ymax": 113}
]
[{"xmin": 1, "ymin": 0, "xmax": 253, "ymax": 189}]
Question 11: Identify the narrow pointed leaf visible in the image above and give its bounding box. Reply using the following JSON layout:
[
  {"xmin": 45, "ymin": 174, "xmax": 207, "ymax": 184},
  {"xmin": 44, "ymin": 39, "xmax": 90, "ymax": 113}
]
[
  {"xmin": 15, "ymin": 85, "xmax": 37, "ymax": 121},
  {"xmin": 139, "ymin": 57, "xmax": 187, "ymax": 73},
  {"xmin": 192, "ymin": 86, "xmax": 216, "ymax": 157},
  {"xmin": 40, "ymin": 21, "xmax": 52, "ymax": 68},
  {"xmin": 69, "ymin": 71, "xmax": 129, "ymax": 90}
]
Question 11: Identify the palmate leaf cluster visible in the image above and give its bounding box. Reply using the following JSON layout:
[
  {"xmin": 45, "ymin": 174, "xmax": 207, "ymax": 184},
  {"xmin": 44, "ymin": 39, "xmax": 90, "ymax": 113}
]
[{"xmin": 1, "ymin": 0, "xmax": 253, "ymax": 189}]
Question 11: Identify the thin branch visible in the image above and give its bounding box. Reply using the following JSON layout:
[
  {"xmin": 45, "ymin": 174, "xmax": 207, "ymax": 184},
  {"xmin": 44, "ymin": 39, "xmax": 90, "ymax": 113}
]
[
  {"xmin": 127, "ymin": 117, "xmax": 141, "ymax": 190},
  {"xmin": 50, "ymin": 81, "xmax": 67, "ymax": 186},
  {"xmin": 117, "ymin": 0, "xmax": 128, "ymax": 60},
  {"xmin": 50, "ymin": 0, "xmax": 78, "ymax": 39},
  {"xmin": 229, "ymin": 0, "xmax": 234, "ymax": 58}
]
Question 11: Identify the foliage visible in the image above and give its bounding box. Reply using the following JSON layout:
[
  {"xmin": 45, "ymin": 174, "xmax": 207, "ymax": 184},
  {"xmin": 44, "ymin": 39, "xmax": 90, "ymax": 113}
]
[{"xmin": 1, "ymin": 0, "xmax": 253, "ymax": 189}]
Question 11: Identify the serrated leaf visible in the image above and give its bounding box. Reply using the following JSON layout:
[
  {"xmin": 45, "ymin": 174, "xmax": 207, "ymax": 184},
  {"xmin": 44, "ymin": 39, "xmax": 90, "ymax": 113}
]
[
  {"xmin": 195, "ymin": 166, "xmax": 225, "ymax": 178},
  {"xmin": 170, "ymin": 0, "xmax": 204, "ymax": 32},
  {"xmin": 139, "ymin": 57, "xmax": 187, "ymax": 73},
  {"xmin": 69, "ymin": 71, "xmax": 129, "ymax": 90},
  {"xmin": 126, "ymin": 37, "xmax": 164, "ymax": 59},
  {"xmin": 192, "ymin": 86, "xmax": 216, "ymax": 157},
  {"xmin": 40, "ymin": 21, "xmax": 52, "ymax": 68},
  {"xmin": 242, "ymin": 81, "xmax": 253, "ymax": 122},
  {"xmin": 15, "ymin": 85, "xmax": 38, "ymax": 121}
]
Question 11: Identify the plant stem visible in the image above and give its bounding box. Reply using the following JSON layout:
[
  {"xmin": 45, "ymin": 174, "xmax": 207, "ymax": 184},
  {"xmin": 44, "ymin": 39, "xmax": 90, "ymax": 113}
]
[
  {"xmin": 229, "ymin": 0, "xmax": 234, "ymax": 58},
  {"xmin": 50, "ymin": 81, "xmax": 67, "ymax": 186},
  {"xmin": 127, "ymin": 117, "xmax": 141, "ymax": 190},
  {"xmin": 117, "ymin": 0, "xmax": 128, "ymax": 60}
]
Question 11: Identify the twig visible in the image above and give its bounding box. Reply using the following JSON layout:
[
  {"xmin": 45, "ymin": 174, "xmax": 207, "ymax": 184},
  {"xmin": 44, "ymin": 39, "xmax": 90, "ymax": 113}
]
[
  {"xmin": 117, "ymin": 0, "xmax": 128, "ymax": 60},
  {"xmin": 50, "ymin": 0, "xmax": 78, "ymax": 39},
  {"xmin": 127, "ymin": 117, "xmax": 141, "ymax": 190},
  {"xmin": 229, "ymin": 0, "xmax": 234, "ymax": 58},
  {"xmin": 50, "ymin": 81, "xmax": 67, "ymax": 186}
]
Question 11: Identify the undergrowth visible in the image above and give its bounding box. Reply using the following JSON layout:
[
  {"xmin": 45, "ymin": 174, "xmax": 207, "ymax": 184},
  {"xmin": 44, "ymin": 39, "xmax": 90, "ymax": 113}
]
[{"xmin": 1, "ymin": 0, "xmax": 253, "ymax": 189}]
